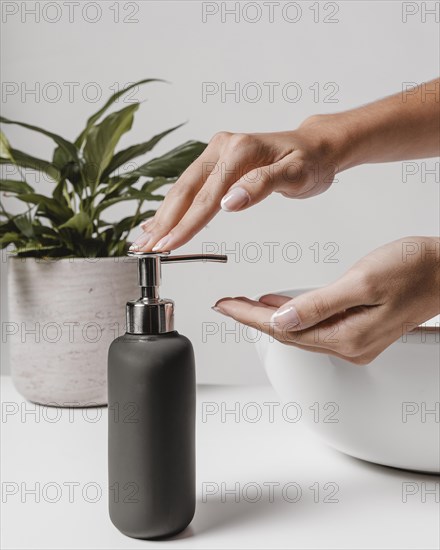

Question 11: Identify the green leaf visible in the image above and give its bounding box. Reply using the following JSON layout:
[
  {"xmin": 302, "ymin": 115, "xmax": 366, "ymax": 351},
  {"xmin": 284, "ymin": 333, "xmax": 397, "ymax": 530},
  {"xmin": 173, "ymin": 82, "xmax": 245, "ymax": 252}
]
[
  {"xmin": 75, "ymin": 78, "xmax": 164, "ymax": 147},
  {"xmin": 101, "ymin": 123, "xmax": 184, "ymax": 179},
  {"xmin": 16, "ymin": 193, "xmax": 72, "ymax": 223},
  {"xmin": 0, "ymin": 116, "xmax": 78, "ymax": 162},
  {"xmin": 58, "ymin": 237, "xmax": 107, "ymax": 258},
  {"xmin": 32, "ymin": 224, "xmax": 59, "ymax": 240},
  {"xmin": 52, "ymin": 146, "xmax": 70, "ymax": 170},
  {"xmin": 13, "ymin": 244, "xmax": 69, "ymax": 257},
  {"xmin": 0, "ymin": 217, "xmax": 18, "ymax": 236},
  {"xmin": 58, "ymin": 213, "xmax": 95, "ymax": 255},
  {"xmin": 99, "ymin": 177, "xmax": 173, "ymax": 207},
  {"xmin": 0, "ymin": 180, "xmax": 34, "ymax": 194},
  {"xmin": 100, "ymin": 175, "xmax": 140, "ymax": 199},
  {"xmin": 1, "ymin": 148, "xmax": 60, "ymax": 182},
  {"xmin": 112, "ymin": 239, "xmax": 130, "ymax": 257},
  {"xmin": 80, "ymin": 238, "xmax": 109, "ymax": 257},
  {"xmin": 94, "ymin": 190, "xmax": 163, "ymax": 216},
  {"xmin": 125, "ymin": 140, "xmax": 206, "ymax": 179},
  {"xmin": 0, "ymin": 232, "xmax": 22, "ymax": 248},
  {"xmin": 83, "ymin": 104, "xmax": 138, "ymax": 190},
  {"xmin": 60, "ymin": 162, "xmax": 83, "ymax": 195},
  {"xmin": 0, "ymin": 131, "xmax": 14, "ymax": 160},
  {"xmin": 52, "ymin": 179, "xmax": 73, "ymax": 210},
  {"xmin": 14, "ymin": 213, "xmax": 34, "ymax": 238},
  {"xmin": 59, "ymin": 212, "xmax": 92, "ymax": 238}
]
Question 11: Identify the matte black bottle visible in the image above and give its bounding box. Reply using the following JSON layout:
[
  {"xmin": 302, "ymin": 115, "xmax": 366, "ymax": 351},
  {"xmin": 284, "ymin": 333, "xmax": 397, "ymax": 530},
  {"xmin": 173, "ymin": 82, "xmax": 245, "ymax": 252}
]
[{"xmin": 108, "ymin": 251, "xmax": 227, "ymax": 539}]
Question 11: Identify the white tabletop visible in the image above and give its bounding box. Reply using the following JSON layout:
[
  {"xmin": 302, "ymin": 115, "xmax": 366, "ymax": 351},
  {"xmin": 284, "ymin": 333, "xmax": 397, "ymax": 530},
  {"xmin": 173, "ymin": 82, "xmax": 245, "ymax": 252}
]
[{"xmin": 1, "ymin": 376, "xmax": 439, "ymax": 549}]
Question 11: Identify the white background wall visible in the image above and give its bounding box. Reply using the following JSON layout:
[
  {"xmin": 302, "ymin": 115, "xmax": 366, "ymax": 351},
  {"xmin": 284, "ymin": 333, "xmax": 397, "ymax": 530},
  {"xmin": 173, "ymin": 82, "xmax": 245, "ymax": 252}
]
[{"xmin": 1, "ymin": 0, "xmax": 439, "ymax": 383}]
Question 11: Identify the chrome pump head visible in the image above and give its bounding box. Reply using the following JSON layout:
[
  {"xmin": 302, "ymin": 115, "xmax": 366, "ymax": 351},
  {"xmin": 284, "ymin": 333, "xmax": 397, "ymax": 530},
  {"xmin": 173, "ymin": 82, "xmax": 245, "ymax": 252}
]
[{"xmin": 126, "ymin": 251, "xmax": 228, "ymax": 334}]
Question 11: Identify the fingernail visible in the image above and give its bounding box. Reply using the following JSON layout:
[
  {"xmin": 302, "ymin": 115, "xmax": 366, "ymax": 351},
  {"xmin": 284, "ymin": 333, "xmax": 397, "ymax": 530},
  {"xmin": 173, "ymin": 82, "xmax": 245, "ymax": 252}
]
[
  {"xmin": 221, "ymin": 187, "xmax": 250, "ymax": 212},
  {"xmin": 270, "ymin": 305, "xmax": 300, "ymax": 328},
  {"xmin": 129, "ymin": 232, "xmax": 152, "ymax": 250},
  {"xmin": 152, "ymin": 234, "xmax": 171, "ymax": 252},
  {"xmin": 212, "ymin": 306, "xmax": 227, "ymax": 316}
]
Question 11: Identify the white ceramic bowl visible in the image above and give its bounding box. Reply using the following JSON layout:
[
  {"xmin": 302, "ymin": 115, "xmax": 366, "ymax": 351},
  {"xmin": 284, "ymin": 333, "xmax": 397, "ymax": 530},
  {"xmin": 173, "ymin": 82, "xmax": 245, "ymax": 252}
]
[{"xmin": 254, "ymin": 288, "xmax": 440, "ymax": 473}]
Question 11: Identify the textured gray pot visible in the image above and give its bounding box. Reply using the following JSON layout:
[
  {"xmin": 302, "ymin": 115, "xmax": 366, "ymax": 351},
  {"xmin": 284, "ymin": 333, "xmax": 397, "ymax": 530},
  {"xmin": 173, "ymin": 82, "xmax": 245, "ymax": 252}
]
[{"xmin": 7, "ymin": 256, "xmax": 138, "ymax": 406}]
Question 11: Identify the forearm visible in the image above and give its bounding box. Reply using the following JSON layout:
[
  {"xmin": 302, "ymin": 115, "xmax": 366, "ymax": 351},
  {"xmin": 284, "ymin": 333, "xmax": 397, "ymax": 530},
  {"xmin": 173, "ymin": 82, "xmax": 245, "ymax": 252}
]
[{"xmin": 305, "ymin": 78, "xmax": 440, "ymax": 173}]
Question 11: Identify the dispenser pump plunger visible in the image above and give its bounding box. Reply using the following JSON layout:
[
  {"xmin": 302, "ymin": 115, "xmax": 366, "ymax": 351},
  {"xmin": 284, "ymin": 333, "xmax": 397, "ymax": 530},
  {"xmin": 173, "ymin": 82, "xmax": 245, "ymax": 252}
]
[{"xmin": 126, "ymin": 252, "xmax": 228, "ymax": 335}]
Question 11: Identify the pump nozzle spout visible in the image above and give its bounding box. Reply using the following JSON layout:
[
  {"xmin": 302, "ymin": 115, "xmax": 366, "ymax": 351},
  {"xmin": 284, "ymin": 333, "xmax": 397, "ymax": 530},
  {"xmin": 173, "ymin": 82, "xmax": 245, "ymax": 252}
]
[{"xmin": 126, "ymin": 251, "xmax": 228, "ymax": 334}]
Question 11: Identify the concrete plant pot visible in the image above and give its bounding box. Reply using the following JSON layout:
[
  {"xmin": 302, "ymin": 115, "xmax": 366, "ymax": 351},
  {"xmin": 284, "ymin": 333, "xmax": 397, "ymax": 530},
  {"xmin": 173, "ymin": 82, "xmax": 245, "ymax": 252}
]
[{"xmin": 7, "ymin": 256, "xmax": 138, "ymax": 406}]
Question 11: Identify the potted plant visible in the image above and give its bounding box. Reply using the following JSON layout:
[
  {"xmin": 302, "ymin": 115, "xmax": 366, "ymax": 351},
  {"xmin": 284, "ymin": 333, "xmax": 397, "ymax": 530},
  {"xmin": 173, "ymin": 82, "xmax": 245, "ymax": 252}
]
[{"xmin": 1, "ymin": 78, "xmax": 206, "ymax": 406}]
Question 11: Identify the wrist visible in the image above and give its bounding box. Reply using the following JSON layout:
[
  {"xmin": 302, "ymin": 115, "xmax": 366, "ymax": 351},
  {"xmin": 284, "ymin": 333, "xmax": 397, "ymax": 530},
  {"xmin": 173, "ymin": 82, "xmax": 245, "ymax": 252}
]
[
  {"xmin": 299, "ymin": 112, "xmax": 365, "ymax": 174},
  {"xmin": 407, "ymin": 236, "xmax": 440, "ymax": 317}
]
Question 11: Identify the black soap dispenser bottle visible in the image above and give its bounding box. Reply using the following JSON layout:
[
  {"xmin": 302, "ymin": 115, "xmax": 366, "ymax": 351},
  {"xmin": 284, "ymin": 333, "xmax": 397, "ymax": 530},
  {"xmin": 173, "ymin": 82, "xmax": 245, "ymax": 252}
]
[{"xmin": 108, "ymin": 251, "xmax": 227, "ymax": 540}]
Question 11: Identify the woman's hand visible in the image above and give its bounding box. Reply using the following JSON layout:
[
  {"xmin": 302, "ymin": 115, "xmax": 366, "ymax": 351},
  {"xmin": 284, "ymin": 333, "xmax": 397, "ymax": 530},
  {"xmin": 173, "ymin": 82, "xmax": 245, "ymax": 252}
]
[
  {"xmin": 130, "ymin": 78, "xmax": 439, "ymax": 252},
  {"xmin": 130, "ymin": 115, "xmax": 349, "ymax": 252},
  {"xmin": 212, "ymin": 237, "xmax": 440, "ymax": 365}
]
